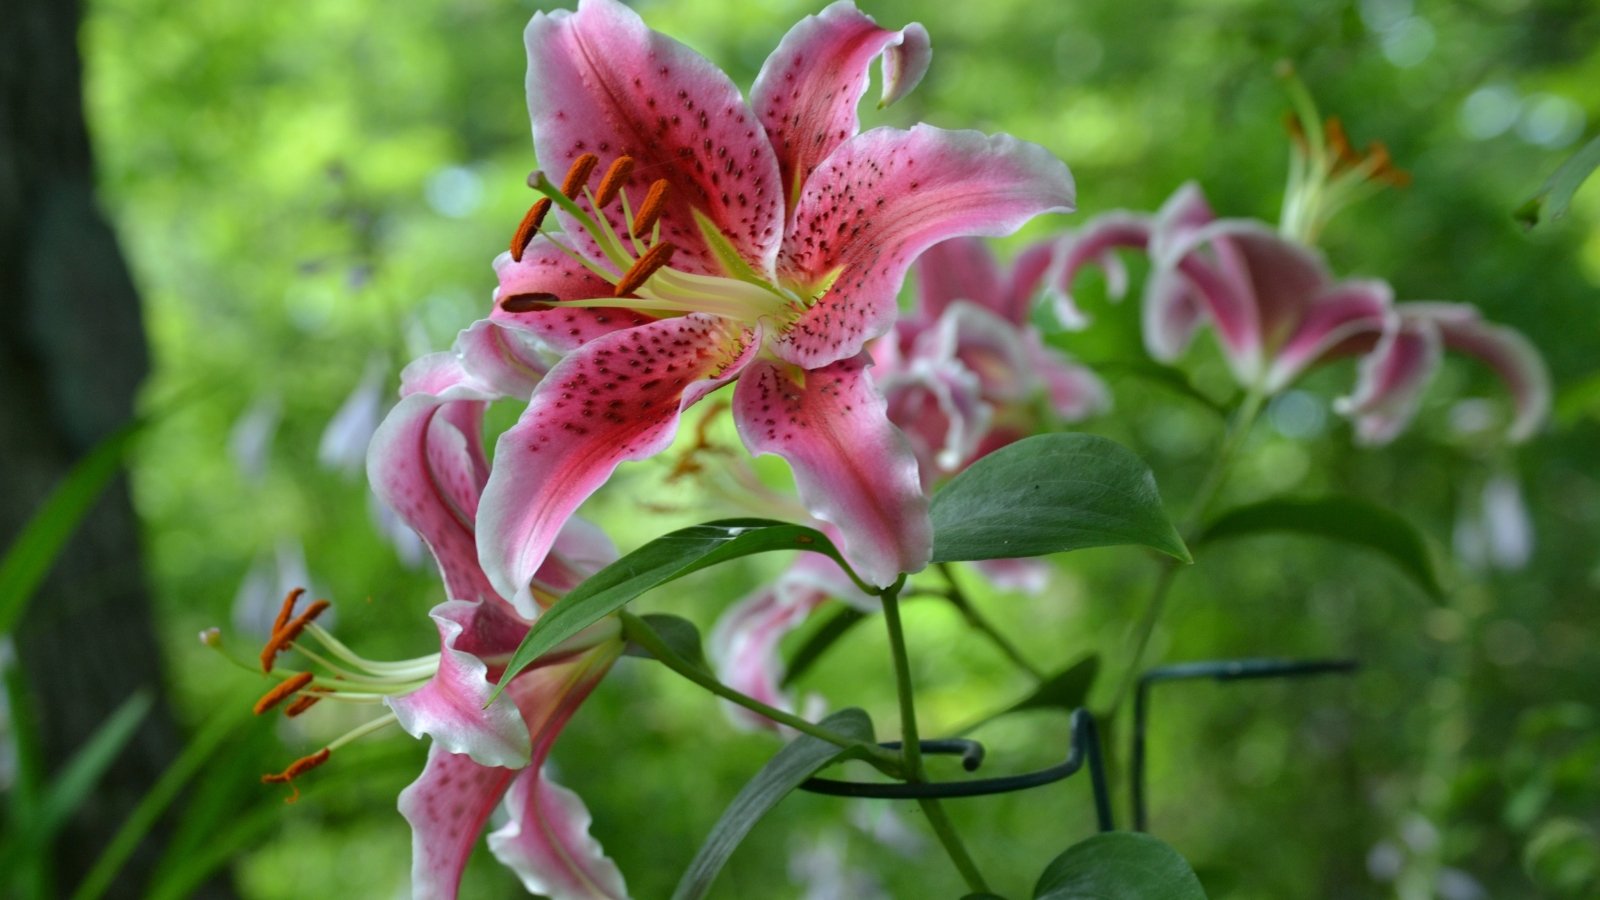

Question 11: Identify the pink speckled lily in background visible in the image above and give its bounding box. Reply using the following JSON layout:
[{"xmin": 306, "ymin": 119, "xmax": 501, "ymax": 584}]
[{"xmin": 476, "ymin": 0, "xmax": 1076, "ymax": 605}]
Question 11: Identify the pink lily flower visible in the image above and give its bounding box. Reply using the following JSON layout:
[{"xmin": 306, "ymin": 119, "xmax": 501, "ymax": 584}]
[
  {"xmin": 477, "ymin": 0, "xmax": 1076, "ymax": 605},
  {"xmin": 1055, "ymin": 180, "xmax": 1549, "ymax": 444},
  {"xmin": 249, "ymin": 321, "xmax": 630, "ymax": 899}
]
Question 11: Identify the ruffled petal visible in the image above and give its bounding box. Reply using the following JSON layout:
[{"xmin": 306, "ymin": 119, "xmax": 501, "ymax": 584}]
[
  {"xmin": 917, "ymin": 300, "xmax": 1033, "ymax": 402},
  {"xmin": 912, "ymin": 237, "xmax": 1006, "ymax": 324},
  {"xmin": 879, "ymin": 355, "xmax": 989, "ymax": 480},
  {"xmin": 733, "ymin": 354, "xmax": 930, "ymax": 586},
  {"xmin": 1335, "ymin": 317, "xmax": 1443, "ymax": 444},
  {"xmin": 388, "ymin": 600, "xmax": 535, "ymax": 768},
  {"xmin": 774, "ymin": 124, "xmax": 1075, "ymax": 368},
  {"xmin": 753, "ymin": 1, "xmax": 929, "ymax": 213},
  {"xmin": 709, "ymin": 581, "xmax": 828, "ymax": 732},
  {"xmin": 492, "ymin": 239, "xmax": 656, "ymax": 354},
  {"xmin": 488, "ymin": 644, "xmax": 626, "ymax": 900},
  {"xmin": 524, "ymin": 0, "xmax": 784, "ymax": 277},
  {"xmin": 1000, "ymin": 240, "xmax": 1058, "ymax": 326},
  {"xmin": 455, "ymin": 319, "xmax": 553, "ymax": 400},
  {"xmin": 478, "ymin": 315, "xmax": 754, "ymax": 612},
  {"xmin": 1264, "ymin": 279, "xmax": 1393, "ymax": 391},
  {"xmin": 1140, "ymin": 265, "xmax": 1207, "ymax": 363},
  {"xmin": 1402, "ymin": 302, "xmax": 1550, "ymax": 443},
  {"xmin": 1046, "ymin": 213, "xmax": 1150, "ymax": 330},
  {"xmin": 399, "ymin": 743, "xmax": 517, "ymax": 900}
]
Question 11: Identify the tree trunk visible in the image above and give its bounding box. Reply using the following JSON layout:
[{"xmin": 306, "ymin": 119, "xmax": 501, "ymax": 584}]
[{"xmin": 1, "ymin": 0, "xmax": 224, "ymax": 896}]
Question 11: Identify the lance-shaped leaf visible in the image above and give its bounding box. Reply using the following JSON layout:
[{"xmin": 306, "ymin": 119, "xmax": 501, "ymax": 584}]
[
  {"xmin": 623, "ymin": 613, "xmax": 711, "ymax": 673},
  {"xmin": 494, "ymin": 520, "xmax": 859, "ymax": 700},
  {"xmin": 1515, "ymin": 132, "xmax": 1600, "ymax": 229},
  {"xmin": 959, "ymin": 656, "xmax": 1099, "ymax": 734},
  {"xmin": 781, "ymin": 605, "xmax": 868, "ymax": 687},
  {"xmin": 672, "ymin": 708, "xmax": 876, "ymax": 900},
  {"xmin": 1197, "ymin": 496, "xmax": 1444, "ymax": 601},
  {"xmin": 930, "ymin": 433, "xmax": 1189, "ymax": 564},
  {"xmin": 1034, "ymin": 831, "xmax": 1207, "ymax": 899}
]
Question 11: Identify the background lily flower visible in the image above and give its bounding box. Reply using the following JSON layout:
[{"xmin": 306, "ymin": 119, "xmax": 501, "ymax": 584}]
[
  {"xmin": 475, "ymin": 0, "xmax": 1076, "ymax": 606},
  {"xmin": 1055, "ymin": 182, "xmax": 1549, "ymax": 444}
]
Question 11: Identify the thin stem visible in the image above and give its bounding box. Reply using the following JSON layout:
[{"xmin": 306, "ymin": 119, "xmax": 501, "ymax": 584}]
[
  {"xmin": 938, "ymin": 563, "xmax": 1045, "ymax": 681},
  {"xmin": 880, "ymin": 579, "xmax": 990, "ymax": 894},
  {"xmin": 617, "ymin": 613, "xmax": 899, "ymax": 771},
  {"xmin": 1109, "ymin": 389, "xmax": 1267, "ymax": 710}
]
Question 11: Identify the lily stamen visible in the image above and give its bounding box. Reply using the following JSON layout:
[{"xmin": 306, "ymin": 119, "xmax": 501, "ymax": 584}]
[
  {"xmin": 262, "ymin": 747, "xmax": 331, "ymax": 802},
  {"xmin": 259, "ymin": 597, "xmax": 331, "ymax": 672},
  {"xmin": 284, "ymin": 691, "xmax": 325, "ymax": 718},
  {"xmin": 613, "ymin": 242, "xmax": 676, "ymax": 297},
  {"xmin": 560, "ymin": 152, "xmax": 600, "ymax": 199},
  {"xmin": 253, "ymin": 671, "xmax": 315, "ymax": 715},
  {"xmin": 631, "ymin": 179, "xmax": 670, "ymax": 236},
  {"xmin": 271, "ymin": 587, "xmax": 304, "ymax": 635},
  {"xmin": 594, "ymin": 155, "xmax": 634, "ymax": 209},
  {"xmin": 510, "ymin": 198, "xmax": 553, "ymax": 263}
]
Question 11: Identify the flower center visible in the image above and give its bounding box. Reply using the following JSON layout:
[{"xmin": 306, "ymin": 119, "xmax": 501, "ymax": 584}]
[
  {"xmin": 1277, "ymin": 65, "xmax": 1409, "ymax": 245},
  {"xmin": 501, "ymin": 154, "xmax": 809, "ymax": 329}
]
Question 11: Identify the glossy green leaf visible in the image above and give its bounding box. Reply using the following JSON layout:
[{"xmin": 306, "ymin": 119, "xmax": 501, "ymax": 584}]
[
  {"xmin": 495, "ymin": 519, "xmax": 855, "ymax": 700},
  {"xmin": 1034, "ymin": 832, "xmax": 1207, "ymax": 899},
  {"xmin": 0, "ymin": 420, "xmax": 144, "ymax": 635},
  {"xmin": 624, "ymin": 613, "xmax": 710, "ymax": 672},
  {"xmin": 673, "ymin": 708, "xmax": 876, "ymax": 900},
  {"xmin": 1516, "ymin": 132, "xmax": 1600, "ymax": 228},
  {"xmin": 781, "ymin": 606, "xmax": 868, "ymax": 687},
  {"xmin": 1197, "ymin": 496, "xmax": 1444, "ymax": 601},
  {"xmin": 930, "ymin": 434, "xmax": 1189, "ymax": 564}
]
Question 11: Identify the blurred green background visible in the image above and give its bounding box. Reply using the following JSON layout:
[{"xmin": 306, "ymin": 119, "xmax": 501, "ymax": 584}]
[{"xmin": 4, "ymin": 0, "xmax": 1599, "ymax": 896}]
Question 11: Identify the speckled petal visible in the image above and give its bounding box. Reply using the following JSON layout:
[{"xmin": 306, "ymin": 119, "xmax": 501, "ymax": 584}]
[
  {"xmin": 774, "ymin": 124, "xmax": 1075, "ymax": 369},
  {"xmin": 733, "ymin": 354, "xmax": 930, "ymax": 586},
  {"xmin": 478, "ymin": 315, "xmax": 754, "ymax": 612},
  {"xmin": 399, "ymin": 743, "xmax": 517, "ymax": 900},
  {"xmin": 753, "ymin": 1, "xmax": 930, "ymax": 211},
  {"xmin": 524, "ymin": 0, "xmax": 784, "ymax": 277}
]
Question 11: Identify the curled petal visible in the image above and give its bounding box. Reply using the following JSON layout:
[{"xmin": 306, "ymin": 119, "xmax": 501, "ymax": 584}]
[
  {"xmin": 399, "ymin": 744, "xmax": 517, "ymax": 900},
  {"xmin": 478, "ymin": 315, "xmax": 753, "ymax": 612},
  {"xmin": 1264, "ymin": 279, "xmax": 1393, "ymax": 391},
  {"xmin": 775, "ymin": 124, "xmax": 1075, "ymax": 368},
  {"xmin": 487, "ymin": 766, "xmax": 628, "ymax": 900},
  {"xmin": 709, "ymin": 582, "xmax": 828, "ymax": 732},
  {"xmin": 1336, "ymin": 317, "xmax": 1443, "ymax": 444},
  {"xmin": 879, "ymin": 356, "xmax": 989, "ymax": 481},
  {"xmin": 524, "ymin": 0, "xmax": 783, "ymax": 276},
  {"xmin": 1147, "ymin": 181, "xmax": 1218, "ymax": 265},
  {"xmin": 388, "ymin": 601, "xmax": 534, "ymax": 768},
  {"xmin": 1141, "ymin": 264, "xmax": 1208, "ymax": 363},
  {"xmin": 1402, "ymin": 302, "xmax": 1550, "ymax": 443},
  {"xmin": 1046, "ymin": 212, "xmax": 1151, "ymax": 330},
  {"xmin": 753, "ymin": 1, "xmax": 930, "ymax": 210},
  {"xmin": 455, "ymin": 319, "xmax": 553, "ymax": 400},
  {"xmin": 1003, "ymin": 240, "xmax": 1059, "ymax": 326},
  {"xmin": 493, "ymin": 239, "xmax": 655, "ymax": 353},
  {"xmin": 733, "ymin": 354, "xmax": 931, "ymax": 586}
]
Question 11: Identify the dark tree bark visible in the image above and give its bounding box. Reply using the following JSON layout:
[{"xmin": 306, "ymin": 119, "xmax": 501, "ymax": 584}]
[{"xmin": 0, "ymin": 0, "xmax": 224, "ymax": 896}]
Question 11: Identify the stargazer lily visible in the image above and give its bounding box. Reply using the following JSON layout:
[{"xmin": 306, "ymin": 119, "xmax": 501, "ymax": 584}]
[
  {"xmin": 478, "ymin": 0, "xmax": 1075, "ymax": 608},
  {"xmin": 242, "ymin": 322, "xmax": 631, "ymax": 900},
  {"xmin": 1051, "ymin": 113, "xmax": 1548, "ymax": 444}
]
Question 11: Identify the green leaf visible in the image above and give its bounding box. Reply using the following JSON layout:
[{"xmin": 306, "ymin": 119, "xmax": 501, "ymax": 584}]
[
  {"xmin": 1515, "ymin": 132, "xmax": 1600, "ymax": 228},
  {"xmin": 37, "ymin": 691, "xmax": 154, "ymax": 837},
  {"xmin": 930, "ymin": 434, "xmax": 1190, "ymax": 565},
  {"xmin": 495, "ymin": 519, "xmax": 855, "ymax": 700},
  {"xmin": 1034, "ymin": 832, "xmax": 1208, "ymax": 900},
  {"xmin": 1088, "ymin": 359, "xmax": 1229, "ymax": 418},
  {"xmin": 781, "ymin": 606, "xmax": 868, "ymax": 687},
  {"xmin": 0, "ymin": 419, "xmax": 144, "ymax": 635},
  {"xmin": 1197, "ymin": 496, "xmax": 1444, "ymax": 601},
  {"xmin": 673, "ymin": 708, "xmax": 875, "ymax": 900},
  {"xmin": 960, "ymin": 656, "xmax": 1098, "ymax": 733},
  {"xmin": 623, "ymin": 613, "xmax": 710, "ymax": 672}
]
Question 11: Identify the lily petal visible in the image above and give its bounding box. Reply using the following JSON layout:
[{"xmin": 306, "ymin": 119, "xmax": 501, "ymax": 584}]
[
  {"xmin": 399, "ymin": 743, "xmax": 517, "ymax": 900},
  {"xmin": 775, "ymin": 124, "xmax": 1075, "ymax": 369},
  {"xmin": 478, "ymin": 315, "xmax": 754, "ymax": 611},
  {"xmin": 913, "ymin": 237, "xmax": 1006, "ymax": 324},
  {"xmin": 456, "ymin": 319, "xmax": 553, "ymax": 400},
  {"xmin": 918, "ymin": 300, "xmax": 1034, "ymax": 403},
  {"xmin": 753, "ymin": 1, "xmax": 929, "ymax": 212},
  {"xmin": 1335, "ymin": 317, "xmax": 1443, "ymax": 444},
  {"xmin": 1024, "ymin": 333, "xmax": 1110, "ymax": 421},
  {"xmin": 1001, "ymin": 240, "xmax": 1058, "ymax": 326},
  {"xmin": 709, "ymin": 581, "xmax": 827, "ymax": 732},
  {"xmin": 1141, "ymin": 264, "xmax": 1207, "ymax": 363},
  {"xmin": 493, "ymin": 239, "xmax": 655, "ymax": 354},
  {"xmin": 1264, "ymin": 279, "xmax": 1393, "ymax": 391},
  {"xmin": 879, "ymin": 355, "xmax": 989, "ymax": 479},
  {"xmin": 524, "ymin": 0, "xmax": 784, "ymax": 276},
  {"xmin": 733, "ymin": 354, "xmax": 930, "ymax": 586},
  {"xmin": 1401, "ymin": 302, "xmax": 1550, "ymax": 443},
  {"xmin": 1046, "ymin": 212, "xmax": 1150, "ymax": 330}
]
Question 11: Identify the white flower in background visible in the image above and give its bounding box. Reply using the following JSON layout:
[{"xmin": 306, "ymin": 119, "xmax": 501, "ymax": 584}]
[
  {"xmin": 318, "ymin": 355, "xmax": 390, "ymax": 477},
  {"xmin": 227, "ymin": 393, "xmax": 281, "ymax": 483},
  {"xmin": 1454, "ymin": 473, "xmax": 1533, "ymax": 571}
]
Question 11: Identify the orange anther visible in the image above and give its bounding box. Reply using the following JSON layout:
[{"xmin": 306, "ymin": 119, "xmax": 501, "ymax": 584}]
[
  {"xmin": 284, "ymin": 692, "xmax": 324, "ymax": 718},
  {"xmin": 261, "ymin": 748, "xmax": 332, "ymax": 803},
  {"xmin": 272, "ymin": 587, "xmax": 305, "ymax": 635},
  {"xmin": 259, "ymin": 599, "xmax": 331, "ymax": 672},
  {"xmin": 510, "ymin": 199, "xmax": 553, "ymax": 263},
  {"xmin": 561, "ymin": 153, "xmax": 600, "ymax": 199},
  {"xmin": 1324, "ymin": 117, "xmax": 1356, "ymax": 168},
  {"xmin": 631, "ymin": 179, "xmax": 671, "ymax": 236},
  {"xmin": 613, "ymin": 242, "xmax": 676, "ymax": 297},
  {"xmin": 254, "ymin": 671, "xmax": 315, "ymax": 715},
  {"xmin": 594, "ymin": 156, "xmax": 635, "ymax": 209}
]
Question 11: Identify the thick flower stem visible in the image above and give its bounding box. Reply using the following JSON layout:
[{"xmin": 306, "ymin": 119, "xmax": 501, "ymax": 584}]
[
  {"xmin": 879, "ymin": 578, "xmax": 991, "ymax": 895},
  {"xmin": 1110, "ymin": 388, "xmax": 1267, "ymax": 711},
  {"xmin": 617, "ymin": 612, "xmax": 900, "ymax": 772}
]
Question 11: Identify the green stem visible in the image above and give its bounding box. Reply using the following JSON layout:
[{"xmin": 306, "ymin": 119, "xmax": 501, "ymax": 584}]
[
  {"xmin": 1109, "ymin": 389, "xmax": 1266, "ymax": 710},
  {"xmin": 618, "ymin": 612, "xmax": 899, "ymax": 772},
  {"xmin": 879, "ymin": 579, "xmax": 990, "ymax": 894},
  {"xmin": 939, "ymin": 563, "xmax": 1044, "ymax": 681}
]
